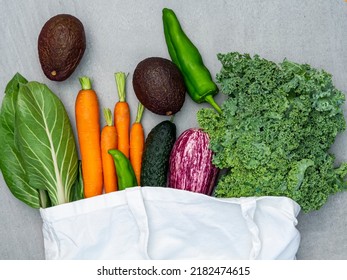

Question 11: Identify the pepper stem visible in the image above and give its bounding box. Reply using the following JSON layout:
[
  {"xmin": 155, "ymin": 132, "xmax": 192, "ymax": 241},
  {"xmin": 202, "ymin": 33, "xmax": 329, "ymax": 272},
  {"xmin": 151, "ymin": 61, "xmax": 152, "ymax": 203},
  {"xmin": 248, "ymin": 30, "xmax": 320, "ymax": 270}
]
[
  {"xmin": 114, "ymin": 72, "xmax": 127, "ymax": 102},
  {"xmin": 103, "ymin": 108, "xmax": 113, "ymax": 126},
  {"xmin": 79, "ymin": 76, "xmax": 92, "ymax": 90},
  {"xmin": 205, "ymin": 95, "xmax": 222, "ymax": 114}
]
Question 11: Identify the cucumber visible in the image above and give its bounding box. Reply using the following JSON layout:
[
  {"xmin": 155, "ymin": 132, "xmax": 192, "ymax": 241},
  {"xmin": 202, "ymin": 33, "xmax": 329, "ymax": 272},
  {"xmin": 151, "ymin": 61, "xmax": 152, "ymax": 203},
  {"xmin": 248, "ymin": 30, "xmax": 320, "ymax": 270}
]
[{"xmin": 141, "ymin": 120, "xmax": 176, "ymax": 187}]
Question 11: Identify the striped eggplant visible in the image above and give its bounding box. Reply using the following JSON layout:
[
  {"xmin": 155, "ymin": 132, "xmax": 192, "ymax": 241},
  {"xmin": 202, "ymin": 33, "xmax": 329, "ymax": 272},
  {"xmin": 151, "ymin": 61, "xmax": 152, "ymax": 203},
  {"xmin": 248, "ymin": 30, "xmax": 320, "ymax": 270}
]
[{"xmin": 168, "ymin": 128, "xmax": 219, "ymax": 195}]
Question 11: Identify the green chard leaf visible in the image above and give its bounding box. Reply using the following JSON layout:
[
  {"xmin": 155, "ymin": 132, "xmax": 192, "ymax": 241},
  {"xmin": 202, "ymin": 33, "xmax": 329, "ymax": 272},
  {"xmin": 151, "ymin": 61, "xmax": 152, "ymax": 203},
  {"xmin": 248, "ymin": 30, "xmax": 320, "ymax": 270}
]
[
  {"xmin": 15, "ymin": 81, "xmax": 79, "ymax": 206},
  {"xmin": 0, "ymin": 73, "xmax": 43, "ymax": 208}
]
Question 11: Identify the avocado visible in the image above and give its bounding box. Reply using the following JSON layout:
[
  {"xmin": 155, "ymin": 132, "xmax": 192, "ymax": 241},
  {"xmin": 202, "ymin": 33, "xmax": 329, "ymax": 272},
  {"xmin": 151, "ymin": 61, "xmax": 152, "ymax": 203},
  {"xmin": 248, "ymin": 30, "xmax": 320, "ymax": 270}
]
[
  {"xmin": 38, "ymin": 14, "xmax": 86, "ymax": 81},
  {"xmin": 132, "ymin": 57, "xmax": 186, "ymax": 116}
]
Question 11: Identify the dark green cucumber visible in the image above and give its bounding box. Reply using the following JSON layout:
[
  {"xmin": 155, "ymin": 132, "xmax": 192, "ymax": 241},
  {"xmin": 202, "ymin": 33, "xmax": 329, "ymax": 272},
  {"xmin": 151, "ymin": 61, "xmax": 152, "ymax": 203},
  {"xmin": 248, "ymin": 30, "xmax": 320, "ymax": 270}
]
[{"xmin": 141, "ymin": 120, "xmax": 176, "ymax": 187}]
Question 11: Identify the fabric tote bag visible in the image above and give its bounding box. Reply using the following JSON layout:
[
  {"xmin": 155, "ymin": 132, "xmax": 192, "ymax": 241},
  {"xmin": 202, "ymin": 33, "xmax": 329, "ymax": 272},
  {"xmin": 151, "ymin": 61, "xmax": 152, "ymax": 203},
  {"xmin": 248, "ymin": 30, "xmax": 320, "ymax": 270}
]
[{"xmin": 40, "ymin": 187, "xmax": 301, "ymax": 260}]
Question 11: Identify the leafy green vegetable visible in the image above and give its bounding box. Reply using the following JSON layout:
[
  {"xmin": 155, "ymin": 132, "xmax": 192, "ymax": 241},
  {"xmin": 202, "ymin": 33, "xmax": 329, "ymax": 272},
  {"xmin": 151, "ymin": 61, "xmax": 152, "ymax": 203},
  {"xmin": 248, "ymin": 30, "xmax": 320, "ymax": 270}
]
[
  {"xmin": 197, "ymin": 52, "xmax": 347, "ymax": 212},
  {"xmin": 0, "ymin": 73, "xmax": 79, "ymax": 208},
  {"xmin": 70, "ymin": 160, "xmax": 84, "ymax": 202},
  {"xmin": 15, "ymin": 81, "xmax": 79, "ymax": 206},
  {"xmin": 0, "ymin": 73, "xmax": 45, "ymax": 208}
]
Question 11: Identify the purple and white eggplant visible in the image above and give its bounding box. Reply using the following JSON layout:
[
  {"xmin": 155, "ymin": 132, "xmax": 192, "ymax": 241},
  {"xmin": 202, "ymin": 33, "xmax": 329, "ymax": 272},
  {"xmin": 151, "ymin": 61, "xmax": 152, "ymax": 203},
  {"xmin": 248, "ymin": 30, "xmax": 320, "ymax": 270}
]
[{"xmin": 168, "ymin": 128, "xmax": 219, "ymax": 195}]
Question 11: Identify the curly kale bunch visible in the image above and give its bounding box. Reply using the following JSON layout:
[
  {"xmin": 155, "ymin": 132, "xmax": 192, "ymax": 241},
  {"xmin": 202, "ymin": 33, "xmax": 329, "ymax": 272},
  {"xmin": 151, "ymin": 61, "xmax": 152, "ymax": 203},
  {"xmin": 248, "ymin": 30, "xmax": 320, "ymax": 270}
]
[{"xmin": 197, "ymin": 52, "xmax": 347, "ymax": 212}]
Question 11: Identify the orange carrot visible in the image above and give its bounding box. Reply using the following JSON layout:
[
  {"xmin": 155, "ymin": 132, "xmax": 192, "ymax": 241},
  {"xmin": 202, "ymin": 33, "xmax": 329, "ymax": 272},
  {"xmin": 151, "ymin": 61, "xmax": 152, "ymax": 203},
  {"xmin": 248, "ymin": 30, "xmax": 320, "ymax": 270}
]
[
  {"xmin": 130, "ymin": 103, "xmax": 145, "ymax": 185},
  {"xmin": 101, "ymin": 108, "xmax": 118, "ymax": 193},
  {"xmin": 75, "ymin": 76, "xmax": 103, "ymax": 198},
  {"xmin": 114, "ymin": 72, "xmax": 130, "ymax": 158}
]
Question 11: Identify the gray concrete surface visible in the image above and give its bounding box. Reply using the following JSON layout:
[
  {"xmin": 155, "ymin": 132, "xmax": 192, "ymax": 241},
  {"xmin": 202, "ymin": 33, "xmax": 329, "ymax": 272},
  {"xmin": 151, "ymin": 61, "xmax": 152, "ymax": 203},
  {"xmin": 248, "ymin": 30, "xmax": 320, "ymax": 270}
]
[{"xmin": 0, "ymin": 0, "xmax": 346, "ymax": 259}]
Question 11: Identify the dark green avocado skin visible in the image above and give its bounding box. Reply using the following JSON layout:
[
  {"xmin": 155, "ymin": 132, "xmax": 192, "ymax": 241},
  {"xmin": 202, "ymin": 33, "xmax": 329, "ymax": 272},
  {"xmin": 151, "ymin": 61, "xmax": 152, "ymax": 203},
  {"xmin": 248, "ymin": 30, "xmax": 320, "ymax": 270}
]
[
  {"xmin": 140, "ymin": 120, "xmax": 176, "ymax": 187},
  {"xmin": 133, "ymin": 57, "xmax": 186, "ymax": 116}
]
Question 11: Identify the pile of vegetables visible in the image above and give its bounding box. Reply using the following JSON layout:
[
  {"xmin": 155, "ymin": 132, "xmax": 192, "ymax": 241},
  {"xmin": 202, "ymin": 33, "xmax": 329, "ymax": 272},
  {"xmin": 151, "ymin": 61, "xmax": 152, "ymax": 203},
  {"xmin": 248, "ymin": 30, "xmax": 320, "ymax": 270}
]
[
  {"xmin": 74, "ymin": 72, "xmax": 144, "ymax": 197},
  {"xmin": 1, "ymin": 8, "xmax": 346, "ymax": 215},
  {"xmin": 0, "ymin": 71, "xmax": 146, "ymax": 208},
  {"xmin": 197, "ymin": 52, "xmax": 347, "ymax": 212},
  {"xmin": 0, "ymin": 8, "xmax": 222, "ymax": 209}
]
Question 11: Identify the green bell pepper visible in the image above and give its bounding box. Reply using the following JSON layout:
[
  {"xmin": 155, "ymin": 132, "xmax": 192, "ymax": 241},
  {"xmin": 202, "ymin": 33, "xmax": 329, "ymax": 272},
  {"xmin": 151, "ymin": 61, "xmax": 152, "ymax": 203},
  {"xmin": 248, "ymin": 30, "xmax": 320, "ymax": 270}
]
[{"xmin": 162, "ymin": 8, "xmax": 222, "ymax": 114}]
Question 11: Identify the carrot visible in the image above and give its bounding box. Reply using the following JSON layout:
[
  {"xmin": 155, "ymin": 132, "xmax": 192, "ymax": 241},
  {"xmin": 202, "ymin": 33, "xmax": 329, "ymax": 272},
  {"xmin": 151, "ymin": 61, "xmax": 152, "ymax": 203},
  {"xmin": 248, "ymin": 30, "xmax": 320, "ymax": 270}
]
[
  {"xmin": 130, "ymin": 103, "xmax": 145, "ymax": 185},
  {"xmin": 75, "ymin": 76, "xmax": 103, "ymax": 198},
  {"xmin": 101, "ymin": 108, "xmax": 118, "ymax": 193},
  {"xmin": 114, "ymin": 72, "xmax": 130, "ymax": 158}
]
